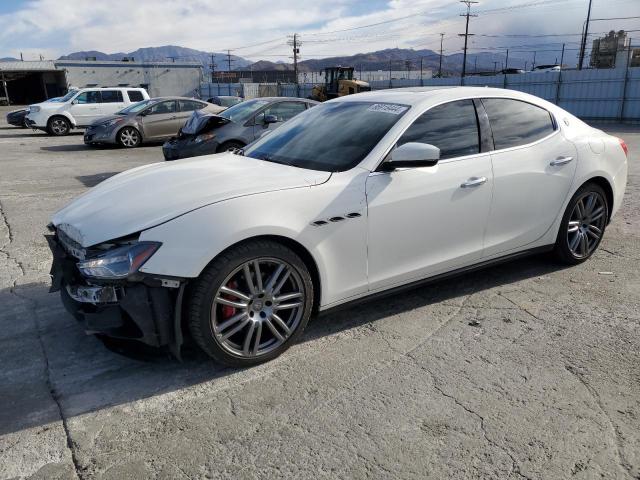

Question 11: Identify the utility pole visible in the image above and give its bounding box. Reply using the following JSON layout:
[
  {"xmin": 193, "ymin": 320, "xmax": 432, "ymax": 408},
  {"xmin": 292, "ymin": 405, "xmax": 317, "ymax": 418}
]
[
  {"xmin": 458, "ymin": 0, "xmax": 478, "ymax": 78},
  {"xmin": 405, "ymin": 60, "xmax": 411, "ymax": 79},
  {"xmin": 288, "ymin": 33, "xmax": 301, "ymax": 93},
  {"xmin": 226, "ymin": 50, "xmax": 234, "ymax": 96},
  {"xmin": 388, "ymin": 59, "xmax": 392, "ymax": 88},
  {"xmin": 493, "ymin": 61, "xmax": 498, "ymax": 73},
  {"xmin": 532, "ymin": 51, "xmax": 537, "ymax": 70},
  {"xmin": 420, "ymin": 57, "xmax": 424, "ymax": 85},
  {"xmin": 209, "ymin": 53, "xmax": 216, "ymax": 83},
  {"xmin": 474, "ymin": 57, "xmax": 477, "ymax": 73},
  {"xmin": 438, "ymin": 33, "xmax": 445, "ymax": 77},
  {"xmin": 505, "ymin": 49, "xmax": 509, "ymax": 70},
  {"xmin": 578, "ymin": 0, "xmax": 593, "ymax": 70}
]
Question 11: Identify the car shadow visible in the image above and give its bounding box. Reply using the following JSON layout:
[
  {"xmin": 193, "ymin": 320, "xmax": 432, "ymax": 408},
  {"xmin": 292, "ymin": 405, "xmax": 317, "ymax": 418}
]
[
  {"xmin": 75, "ymin": 172, "xmax": 122, "ymax": 187},
  {"xmin": 0, "ymin": 253, "xmax": 565, "ymax": 436}
]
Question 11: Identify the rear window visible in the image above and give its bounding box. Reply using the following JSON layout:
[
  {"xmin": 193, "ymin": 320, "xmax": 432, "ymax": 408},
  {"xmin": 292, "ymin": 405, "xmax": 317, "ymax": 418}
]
[
  {"xmin": 178, "ymin": 100, "xmax": 206, "ymax": 112},
  {"xmin": 127, "ymin": 90, "xmax": 145, "ymax": 102},
  {"xmin": 482, "ymin": 98, "xmax": 556, "ymax": 150},
  {"xmin": 101, "ymin": 90, "xmax": 123, "ymax": 103}
]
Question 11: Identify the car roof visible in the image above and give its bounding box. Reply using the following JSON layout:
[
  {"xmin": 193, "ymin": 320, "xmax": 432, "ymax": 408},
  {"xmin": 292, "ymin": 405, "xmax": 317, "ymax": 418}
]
[
  {"xmin": 147, "ymin": 96, "xmax": 206, "ymax": 101},
  {"xmin": 79, "ymin": 87, "xmax": 146, "ymax": 91},
  {"xmin": 331, "ymin": 86, "xmax": 556, "ymax": 110},
  {"xmin": 245, "ymin": 96, "xmax": 318, "ymax": 103}
]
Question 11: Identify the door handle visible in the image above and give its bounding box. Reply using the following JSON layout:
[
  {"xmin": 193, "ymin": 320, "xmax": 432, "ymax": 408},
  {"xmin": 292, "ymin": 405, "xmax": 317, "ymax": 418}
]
[
  {"xmin": 460, "ymin": 176, "xmax": 487, "ymax": 188},
  {"xmin": 550, "ymin": 156, "xmax": 573, "ymax": 166}
]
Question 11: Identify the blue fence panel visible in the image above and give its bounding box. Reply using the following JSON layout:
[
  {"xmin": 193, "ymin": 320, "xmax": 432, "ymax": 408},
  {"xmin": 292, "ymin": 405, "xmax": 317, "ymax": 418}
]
[{"xmin": 202, "ymin": 67, "xmax": 640, "ymax": 120}]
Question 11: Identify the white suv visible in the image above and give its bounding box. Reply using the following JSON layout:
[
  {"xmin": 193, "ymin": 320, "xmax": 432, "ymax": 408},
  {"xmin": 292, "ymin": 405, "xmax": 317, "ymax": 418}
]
[{"xmin": 26, "ymin": 87, "xmax": 150, "ymax": 136}]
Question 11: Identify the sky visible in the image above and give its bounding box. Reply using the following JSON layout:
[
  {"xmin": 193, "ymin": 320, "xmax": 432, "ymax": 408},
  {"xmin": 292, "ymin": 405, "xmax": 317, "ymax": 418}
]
[{"xmin": 0, "ymin": 0, "xmax": 638, "ymax": 66}]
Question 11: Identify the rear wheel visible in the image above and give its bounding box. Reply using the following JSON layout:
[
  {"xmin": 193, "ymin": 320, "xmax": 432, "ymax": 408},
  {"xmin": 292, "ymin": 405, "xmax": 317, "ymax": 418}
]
[
  {"xmin": 554, "ymin": 182, "xmax": 608, "ymax": 264},
  {"xmin": 47, "ymin": 116, "xmax": 70, "ymax": 136},
  {"xmin": 217, "ymin": 140, "xmax": 244, "ymax": 153},
  {"xmin": 187, "ymin": 240, "xmax": 314, "ymax": 367},
  {"xmin": 117, "ymin": 127, "xmax": 141, "ymax": 148}
]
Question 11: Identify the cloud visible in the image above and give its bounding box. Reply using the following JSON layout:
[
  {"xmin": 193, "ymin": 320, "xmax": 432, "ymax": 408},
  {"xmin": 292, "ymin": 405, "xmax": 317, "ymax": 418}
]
[{"xmin": 0, "ymin": 0, "xmax": 636, "ymax": 62}]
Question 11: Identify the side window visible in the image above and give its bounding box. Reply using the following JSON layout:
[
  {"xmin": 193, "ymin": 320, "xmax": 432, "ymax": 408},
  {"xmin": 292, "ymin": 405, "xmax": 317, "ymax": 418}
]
[
  {"xmin": 398, "ymin": 100, "xmax": 479, "ymax": 160},
  {"xmin": 127, "ymin": 90, "xmax": 145, "ymax": 102},
  {"xmin": 263, "ymin": 102, "xmax": 307, "ymax": 122},
  {"xmin": 178, "ymin": 100, "xmax": 206, "ymax": 112},
  {"xmin": 146, "ymin": 101, "xmax": 176, "ymax": 115},
  {"xmin": 482, "ymin": 98, "xmax": 556, "ymax": 150},
  {"xmin": 74, "ymin": 91, "xmax": 100, "ymax": 104},
  {"xmin": 101, "ymin": 90, "xmax": 123, "ymax": 103}
]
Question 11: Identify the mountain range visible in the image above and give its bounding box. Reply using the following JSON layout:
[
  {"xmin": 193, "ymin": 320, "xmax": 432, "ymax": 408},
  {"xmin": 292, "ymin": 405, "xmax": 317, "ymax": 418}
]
[{"xmin": 2, "ymin": 45, "xmax": 539, "ymax": 74}]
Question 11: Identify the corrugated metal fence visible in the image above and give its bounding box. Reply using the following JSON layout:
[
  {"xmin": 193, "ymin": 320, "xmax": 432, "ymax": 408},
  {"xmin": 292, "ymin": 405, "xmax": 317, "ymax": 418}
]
[{"xmin": 201, "ymin": 67, "xmax": 640, "ymax": 120}]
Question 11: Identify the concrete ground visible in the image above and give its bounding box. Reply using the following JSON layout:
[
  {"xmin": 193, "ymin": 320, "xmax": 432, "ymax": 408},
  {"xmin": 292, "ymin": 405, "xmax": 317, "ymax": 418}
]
[{"xmin": 0, "ymin": 105, "xmax": 638, "ymax": 480}]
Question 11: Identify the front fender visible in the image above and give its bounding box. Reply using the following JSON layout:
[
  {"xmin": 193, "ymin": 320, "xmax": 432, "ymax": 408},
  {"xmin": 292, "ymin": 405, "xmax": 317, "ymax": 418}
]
[{"xmin": 138, "ymin": 170, "xmax": 370, "ymax": 307}]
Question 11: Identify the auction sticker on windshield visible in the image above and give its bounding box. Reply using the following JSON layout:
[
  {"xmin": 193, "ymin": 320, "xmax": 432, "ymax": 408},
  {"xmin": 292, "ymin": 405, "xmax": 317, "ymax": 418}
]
[{"xmin": 367, "ymin": 103, "xmax": 409, "ymax": 115}]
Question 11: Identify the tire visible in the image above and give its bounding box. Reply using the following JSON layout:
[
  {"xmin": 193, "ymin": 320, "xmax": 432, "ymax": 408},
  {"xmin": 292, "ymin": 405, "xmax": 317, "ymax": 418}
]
[
  {"xmin": 553, "ymin": 182, "xmax": 609, "ymax": 265},
  {"xmin": 217, "ymin": 140, "xmax": 244, "ymax": 153},
  {"xmin": 47, "ymin": 116, "xmax": 70, "ymax": 136},
  {"xmin": 187, "ymin": 240, "xmax": 314, "ymax": 367},
  {"xmin": 117, "ymin": 126, "xmax": 142, "ymax": 148}
]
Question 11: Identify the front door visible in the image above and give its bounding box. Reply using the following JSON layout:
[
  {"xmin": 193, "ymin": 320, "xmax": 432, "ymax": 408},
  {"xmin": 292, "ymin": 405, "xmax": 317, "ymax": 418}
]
[
  {"xmin": 366, "ymin": 99, "xmax": 493, "ymax": 291},
  {"xmin": 480, "ymin": 98, "xmax": 578, "ymax": 256},
  {"xmin": 140, "ymin": 100, "xmax": 178, "ymax": 140},
  {"xmin": 68, "ymin": 90, "xmax": 101, "ymax": 126},
  {"xmin": 252, "ymin": 101, "xmax": 307, "ymax": 140}
]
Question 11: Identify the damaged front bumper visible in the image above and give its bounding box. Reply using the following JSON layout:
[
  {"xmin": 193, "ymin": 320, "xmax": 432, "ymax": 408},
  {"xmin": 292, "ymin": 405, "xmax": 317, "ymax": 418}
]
[{"xmin": 46, "ymin": 233, "xmax": 186, "ymax": 357}]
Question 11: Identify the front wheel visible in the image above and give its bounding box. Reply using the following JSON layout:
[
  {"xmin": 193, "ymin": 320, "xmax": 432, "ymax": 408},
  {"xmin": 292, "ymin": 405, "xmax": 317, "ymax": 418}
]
[
  {"xmin": 187, "ymin": 240, "xmax": 314, "ymax": 367},
  {"xmin": 117, "ymin": 126, "xmax": 141, "ymax": 148},
  {"xmin": 554, "ymin": 182, "xmax": 609, "ymax": 264},
  {"xmin": 47, "ymin": 116, "xmax": 70, "ymax": 136}
]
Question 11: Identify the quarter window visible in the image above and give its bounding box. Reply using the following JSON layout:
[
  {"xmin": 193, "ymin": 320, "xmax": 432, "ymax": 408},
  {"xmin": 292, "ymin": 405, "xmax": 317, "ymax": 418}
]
[
  {"xmin": 482, "ymin": 98, "xmax": 555, "ymax": 150},
  {"xmin": 101, "ymin": 90, "xmax": 123, "ymax": 103},
  {"xmin": 127, "ymin": 90, "xmax": 145, "ymax": 102},
  {"xmin": 398, "ymin": 100, "xmax": 480, "ymax": 160}
]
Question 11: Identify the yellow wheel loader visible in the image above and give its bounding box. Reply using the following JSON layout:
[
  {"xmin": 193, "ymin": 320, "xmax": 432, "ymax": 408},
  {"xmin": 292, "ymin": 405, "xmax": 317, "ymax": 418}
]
[{"xmin": 310, "ymin": 67, "xmax": 370, "ymax": 102}]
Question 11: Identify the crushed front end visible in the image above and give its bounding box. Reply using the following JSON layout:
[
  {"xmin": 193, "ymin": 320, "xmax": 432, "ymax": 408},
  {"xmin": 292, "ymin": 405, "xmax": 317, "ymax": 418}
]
[{"xmin": 46, "ymin": 225, "xmax": 186, "ymax": 357}]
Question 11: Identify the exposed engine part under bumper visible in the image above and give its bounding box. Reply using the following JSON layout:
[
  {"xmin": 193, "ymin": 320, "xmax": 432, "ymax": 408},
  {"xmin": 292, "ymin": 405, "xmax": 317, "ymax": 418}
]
[{"xmin": 46, "ymin": 234, "xmax": 186, "ymax": 358}]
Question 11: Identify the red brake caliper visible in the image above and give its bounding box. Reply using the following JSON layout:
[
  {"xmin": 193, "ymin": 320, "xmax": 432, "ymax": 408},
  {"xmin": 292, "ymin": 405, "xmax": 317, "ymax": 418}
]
[{"xmin": 221, "ymin": 280, "xmax": 238, "ymax": 319}]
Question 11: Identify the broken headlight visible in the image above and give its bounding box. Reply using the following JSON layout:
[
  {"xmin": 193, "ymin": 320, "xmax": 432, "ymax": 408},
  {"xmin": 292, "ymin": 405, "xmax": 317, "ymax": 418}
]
[{"xmin": 77, "ymin": 242, "xmax": 160, "ymax": 279}]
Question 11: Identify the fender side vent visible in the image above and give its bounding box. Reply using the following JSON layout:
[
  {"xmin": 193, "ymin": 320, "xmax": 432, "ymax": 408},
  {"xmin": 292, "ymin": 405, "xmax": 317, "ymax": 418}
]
[
  {"xmin": 312, "ymin": 220, "xmax": 328, "ymax": 227},
  {"xmin": 345, "ymin": 212, "xmax": 361, "ymax": 218},
  {"xmin": 329, "ymin": 216, "xmax": 345, "ymax": 222}
]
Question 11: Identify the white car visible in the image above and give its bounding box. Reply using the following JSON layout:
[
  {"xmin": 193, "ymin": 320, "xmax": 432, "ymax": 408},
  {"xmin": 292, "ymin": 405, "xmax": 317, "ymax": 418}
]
[
  {"xmin": 47, "ymin": 87, "xmax": 628, "ymax": 366},
  {"xmin": 26, "ymin": 87, "xmax": 149, "ymax": 136}
]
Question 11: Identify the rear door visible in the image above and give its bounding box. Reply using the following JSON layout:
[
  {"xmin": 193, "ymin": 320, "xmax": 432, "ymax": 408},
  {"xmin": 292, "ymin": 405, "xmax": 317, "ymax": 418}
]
[
  {"xmin": 366, "ymin": 99, "xmax": 494, "ymax": 290},
  {"xmin": 252, "ymin": 101, "xmax": 307, "ymax": 140},
  {"xmin": 68, "ymin": 90, "xmax": 101, "ymax": 126},
  {"xmin": 98, "ymin": 90, "xmax": 126, "ymax": 118},
  {"xmin": 481, "ymin": 98, "xmax": 577, "ymax": 256},
  {"xmin": 140, "ymin": 100, "xmax": 178, "ymax": 140},
  {"xmin": 177, "ymin": 99, "xmax": 207, "ymax": 130}
]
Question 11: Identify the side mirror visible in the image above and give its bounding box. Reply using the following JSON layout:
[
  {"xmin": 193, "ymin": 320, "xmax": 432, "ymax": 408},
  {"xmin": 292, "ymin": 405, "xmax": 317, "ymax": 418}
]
[
  {"xmin": 383, "ymin": 142, "xmax": 440, "ymax": 170},
  {"xmin": 264, "ymin": 114, "xmax": 278, "ymax": 124}
]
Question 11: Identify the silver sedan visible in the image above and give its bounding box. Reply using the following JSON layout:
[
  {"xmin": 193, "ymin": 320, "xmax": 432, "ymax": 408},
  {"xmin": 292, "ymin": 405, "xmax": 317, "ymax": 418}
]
[{"xmin": 84, "ymin": 97, "xmax": 225, "ymax": 148}]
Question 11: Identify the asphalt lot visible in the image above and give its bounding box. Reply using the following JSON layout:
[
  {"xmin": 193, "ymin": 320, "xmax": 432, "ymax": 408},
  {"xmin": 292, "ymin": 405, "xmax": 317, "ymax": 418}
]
[{"xmin": 0, "ymin": 105, "xmax": 638, "ymax": 480}]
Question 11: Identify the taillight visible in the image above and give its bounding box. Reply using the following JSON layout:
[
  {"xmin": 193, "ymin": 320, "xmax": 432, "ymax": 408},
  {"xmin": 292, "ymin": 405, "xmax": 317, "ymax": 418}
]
[{"xmin": 619, "ymin": 138, "xmax": 628, "ymax": 158}]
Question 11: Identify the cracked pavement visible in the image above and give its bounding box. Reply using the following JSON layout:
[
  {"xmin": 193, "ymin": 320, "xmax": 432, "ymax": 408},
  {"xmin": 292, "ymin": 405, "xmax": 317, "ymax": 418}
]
[{"xmin": 0, "ymin": 107, "xmax": 639, "ymax": 479}]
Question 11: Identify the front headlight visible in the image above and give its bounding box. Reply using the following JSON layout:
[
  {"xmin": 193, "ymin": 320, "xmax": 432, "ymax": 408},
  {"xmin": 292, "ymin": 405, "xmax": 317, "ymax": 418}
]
[
  {"xmin": 194, "ymin": 132, "xmax": 215, "ymax": 144},
  {"xmin": 101, "ymin": 118, "xmax": 124, "ymax": 128},
  {"xmin": 30, "ymin": 106, "xmax": 41, "ymax": 113},
  {"xmin": 77, "ymin": 242, "xmax": 160, "ymax": 279}
]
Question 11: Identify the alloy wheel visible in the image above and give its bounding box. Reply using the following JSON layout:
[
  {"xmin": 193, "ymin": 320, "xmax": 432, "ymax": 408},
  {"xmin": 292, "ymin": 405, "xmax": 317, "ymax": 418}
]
[
  {"xmin": 51, "ymin": 118, "xmax": 68, "ymax": 135},
  {"xmin": 210, "ymin": 257, "xmax": 305, "ymax": 358},
  {"xmin": 120, "ymin": 128, "xmax": 140, "ymax": 147},
  {"xmin": 566, "ymin": 191, "xmax": 607, "ymax": 259}
]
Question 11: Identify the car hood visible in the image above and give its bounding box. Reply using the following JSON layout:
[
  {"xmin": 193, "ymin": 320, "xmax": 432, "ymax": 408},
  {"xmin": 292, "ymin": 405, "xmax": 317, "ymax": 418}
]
[
  {"xmin": 51, "ymin": 153, "xmax": 331, "ymax": 247},
  {"xmin": 89, "ymin": 114, "xmax": 127, "ymax": 126}
]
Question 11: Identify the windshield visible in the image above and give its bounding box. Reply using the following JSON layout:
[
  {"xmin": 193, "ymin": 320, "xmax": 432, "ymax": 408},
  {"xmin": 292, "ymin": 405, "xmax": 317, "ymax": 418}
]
[
  {"xmin": 220, "ymin": 99, "xmax": 269, "ymax": 124},
  {"xmin": 117, "ymin": 99, "xmax": 154, "ymax": 115},
  {"xmin": 244, "ymin": 101, "xmax": 409, "ymax": 172},
  {"xmin": 58, "ymin": 90, "xmax": 78, "ymax": 102}
]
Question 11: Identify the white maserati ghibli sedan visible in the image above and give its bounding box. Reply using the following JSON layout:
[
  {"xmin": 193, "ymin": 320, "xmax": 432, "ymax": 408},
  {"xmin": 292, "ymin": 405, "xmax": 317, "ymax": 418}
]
[{"xmin": 47, "ymin": 87, "xmax": 628, "ymax": 366}]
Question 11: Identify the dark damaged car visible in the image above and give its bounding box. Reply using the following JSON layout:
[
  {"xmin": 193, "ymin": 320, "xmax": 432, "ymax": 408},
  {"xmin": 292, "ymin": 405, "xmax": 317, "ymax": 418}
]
[{"xmin": 162, "ymin": 97, "xmax": 318, "ymax": 160}]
